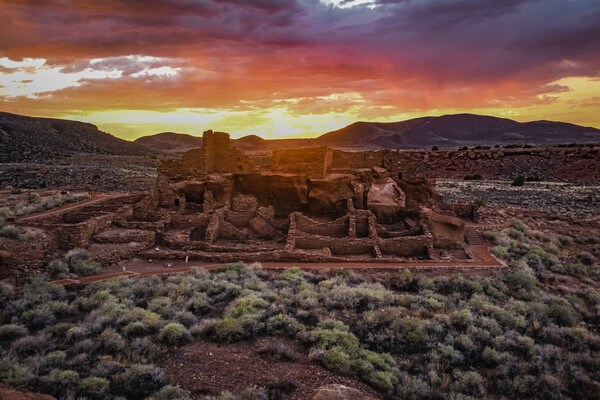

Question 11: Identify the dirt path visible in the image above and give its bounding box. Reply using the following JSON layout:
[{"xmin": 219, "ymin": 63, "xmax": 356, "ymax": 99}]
[
  {"xmin": 52, "ymin": 245, "xmax": 505, "ymax": 286},
  {"xmin": 16, "ymin": 192, "xmax": 122, "ymax": 223}
]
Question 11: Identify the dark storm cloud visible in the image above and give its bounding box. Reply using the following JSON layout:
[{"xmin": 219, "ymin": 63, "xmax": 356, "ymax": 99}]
[{"xmin": 0, "ymin": 0, "xmax": 599, "ymax": 115}]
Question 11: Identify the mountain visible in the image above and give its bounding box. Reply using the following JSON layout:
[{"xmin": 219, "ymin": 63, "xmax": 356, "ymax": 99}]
[
  {"xmin": 0, "ymin": 112, "xmax": 152, "ymax": 162},
  {"xmin": 134, "ymin": 132, "xmax": 203, "ymax": 153},
  {"xmin": 316, "ymin": 114, "xmax": 600, "ymax": 149}
]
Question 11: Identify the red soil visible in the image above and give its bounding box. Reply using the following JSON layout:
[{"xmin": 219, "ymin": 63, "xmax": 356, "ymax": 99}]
[{"xmin": 157, "ymin": 337, "xmax": 381, "ymax": 400}]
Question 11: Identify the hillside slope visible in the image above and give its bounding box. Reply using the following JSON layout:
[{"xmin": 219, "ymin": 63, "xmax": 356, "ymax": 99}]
[
  {"xmin": 0, "ymin": 112, "xmax": 152, "ymax": 162},
  {"xmin": 134, "ymin": 132, "xmax": 203, "ymax": 153},
  {"xmin": 316, "ymin": 114, "xmax": 600, "ymax": 149}
]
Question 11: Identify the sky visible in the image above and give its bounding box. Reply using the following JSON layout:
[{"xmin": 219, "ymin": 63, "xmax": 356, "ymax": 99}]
[{"xmin": 0, "ymin": 0, "xmax": 599, "ymax": 141}]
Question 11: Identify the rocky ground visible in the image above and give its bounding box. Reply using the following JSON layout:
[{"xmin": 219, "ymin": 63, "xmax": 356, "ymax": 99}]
[
  {"xmin": 0, "ymin": 155, "xmax": 161, "ymax": 192},
  {"xmin": 437, "ymin": 178, "xmax": 600, "ymax": 217}
]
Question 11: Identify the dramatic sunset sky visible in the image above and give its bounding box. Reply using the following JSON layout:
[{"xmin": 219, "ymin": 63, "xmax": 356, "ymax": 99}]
[{"xmin": 1, "ymin": 0, "xmax": 599, "ymax": 140}]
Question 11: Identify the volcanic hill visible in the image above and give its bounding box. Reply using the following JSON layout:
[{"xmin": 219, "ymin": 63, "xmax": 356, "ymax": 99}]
[{"xmin": 0, "ymin": 112, "xmax": 152, "ymax": 162}]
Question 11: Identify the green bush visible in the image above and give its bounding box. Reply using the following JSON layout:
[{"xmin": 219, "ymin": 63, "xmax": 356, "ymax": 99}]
[
  {"xmin": 48, "ymin": 368, "xmax": 80, "ymax": 388},
  {"xmin": 214, "ymin": 317, "xmax": 247, "ymax": 342},
  {"xmin": 278, "ymin": 267, "xmax": 305, "ymax": 282},
  {"xmin": 147, "ymin": 385, "xmax": 191, "ymax": 400},
  {"xmin": 77, "ymin": 376, "xmax": 110, "ymax": 399},
  {"xmin": 148, "ymin": 297, "xmax": 174, "ymax": 319},
  {"xmin": 159, "ymin": 323, "xmax": 190, "ymax": 345},
  {"xmin": 366, "ymin": 370, "xmax": 398, "ymax": 391},
  {"xmin": 72, "ymin": 259, "xmax": 102, "ymax": 276},
  {"xmin": 323, "ymin": 346, "xmax": 351, "ymax": 372},
  {"xmin": 491, "ymin": 246, "xmax": 508, "ymax": 259},
  {"xmin": 0, "ymin": 324, "xmax": 28, "ymax": 341}
]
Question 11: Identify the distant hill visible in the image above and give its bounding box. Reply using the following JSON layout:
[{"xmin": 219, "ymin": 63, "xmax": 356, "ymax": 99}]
[
  {"xmin": 0, "ymin": 112, "xmax": 152, "ymax": 162},
  {"xmin": 316, "ymin": 114, "xmax": 600, "ymax": 149},
  {"xmin": 134, "ymin": 132, "xmax": 203, "ymax": 153}
]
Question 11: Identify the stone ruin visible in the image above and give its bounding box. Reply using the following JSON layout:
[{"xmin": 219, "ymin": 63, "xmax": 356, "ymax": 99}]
[
  {"xmin": 2, "ymin": 130, "xmax": 476, "ymax": 277},
  {"xmin": 141, "ymin": 130, "xmax": 469, "ymax": 263}
]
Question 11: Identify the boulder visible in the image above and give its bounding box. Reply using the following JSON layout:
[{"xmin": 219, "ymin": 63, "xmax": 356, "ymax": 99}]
[
  {"xmin": 249, "ymin": 217, "xmax": 277, "ymax": 239},
  {"xmin": 367, "ymin": 176, "xmax": 406, "ymax": 223},
  {"xmin": 311, "ymin": 384, "xmax": 375, "ymax": 400}
]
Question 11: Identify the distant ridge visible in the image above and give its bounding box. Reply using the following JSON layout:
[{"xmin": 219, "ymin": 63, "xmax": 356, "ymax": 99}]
[
  {"xmin": 0, "ymin": 111, "xmax": 152, "ymax": 162},
  {"xmin": 3, "ymin": 112, "xmax": 598, "ymax": 162},
  {"xmin": 134, "ymin": 114, "xmax": 599, "ymax": 153},
  {"xmin": 315, "ymin": 114, "xmax": 600, "ymax": 149},
  {"xmin": 134, "ymin": 132, "xmax": 203, "ymax": 153}
]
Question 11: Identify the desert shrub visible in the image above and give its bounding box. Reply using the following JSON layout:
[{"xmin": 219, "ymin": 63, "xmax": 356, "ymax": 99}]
[
  {"xmin": 327, "ymin": 283, "xmax": 395, "ymax": 311},
  {"xmin": 213, "ymin": 261, "xmax": 250, "ymax": 277},
  {"xmin": 390, "ymin": 269, "xmax": 414, "ymax": 291},
  {"xmin": 147, "ymin": 385, "xmax": 191, "ymax": 400},
  {"xmin": 190, "ymin": 318, "xmax": 219, "ymax": 338},
  {"xmin": 99, "ymin": 328, "xmax": 126, "ymax": 354},
  {"xmin": 159, "ymin": 323, "xmax": 190, "ymax": 345},
  {"xmin": 507, "ymin": 228, "xmax": 523, "ymax": 240},
  {"xmin": 2, "ymin": 362, "xmax": 34, "ymax": 388},
  {"xmin": 545, "ymin": 301, "xmax": 580, "ymax": 327},
  {"xmin": 186, "ymin": 293, "xmax": 211, "ymax": 316},
  {"xmin": 48, "ymin": 259, "xmax": 69, "ymax": 279},
  {"xmin": 0, "ymin": 225, "xmax": 20, "ymax": 239},
  {"xmin": 0, "ymin": 206, "xmax": 14, "ymax": 220},
  {"xmin": 116, "ymin": 364, "xmax": 167, "ymax": 400},
  {"xmin": 72, "ymin": 260, "xmax": 102, "ymax": 276},
  {"xmin": 229, "ymin": 296, "xmax": 268, "ymax": 318},
  {"xmin": 148, "ymin": 297, "xmax": 174, "ymax": 319},
  {"xmin": 214, "ymin": 317, "xmax": 247, "ymax": 342},
  {"xmin": 481, "ymin": 231, "xmax": 498, "ymax": 241},
  {"xmin": 323, "ymin": 346, "xmax": 351, "ymax": 372},
  {"xmin": 450, "ymin": 309, "xmax": 472, "ymax": 330},
  {"xmin": 577, "ymin": 252, "xmax": 596, "ymax": 265},
  {"xmin": 570, "ymin": 263, "xmax": 587, "ymax": 276},
  {"xmin": 491, "ymin": 246, "xmax": 508, "ymax": 259},
  {"xmin": 77, "ymin": 376, "xmax": 110, "ymax": 399},
  {"xmin": 582, "ymin": 287, "xmax": 600, "ymax": 304},
  {"xmin": 48, "ymin": 368, "xmax": 80, "ymax": 396},
  {"xmin": 557, "ymin": 234, "xmax": 574, "ymax": 246},
  {"xmin": 390, "ymin": 317, "xmax": 429, "ymax": 349},
  {"xmin": 172, "ymin": 311, "xmax": 197, "ymax": 328},
  {"xmin": 45, "ymin": 350, "xmax": 67, "ymax": 368},
  {"xmin": 65, "ymin": 248, "xmax": 90, "ymax": 266},
  {"xmin": 0, "ymin": 324, "xmax": 28, "ymax": 341},
  {"xmin": 464, "ymin": 174, "xmax": 482, "ymax": 180},
  {"xmin": 277, "ymin": 267, "xmax": 305, "ymax": 283},
  {"xmin": 257, "ymin": 342, "xmax": 299, "ymax": 362},
  {"xmin": 123, "ymin": 321, "xmax": 148, "ymax": 338},
  {"xmin": 452, "ymin": 370, "xmax": 485, "ymax": 397},
  {"xmin": 10, "ymin": 335, "xmax": 46, "ymax": 356},
  {"xmin": 267, "ymin": 379, "xmax": 297, "ymax": 400},
  {"xmin": 266, "ymin": 313, "xmax": 303, "ymax": 336},
  {"xmin": 512, "ymin": 175, "xmax": 526, "ymax": 186},
  {"xmin": 503, "ymin": 269, "xmax": 538, "ymax": 298},
  {"xmin": 365, "ymin": 370, "xmax": 398, "ymax": 391}
]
